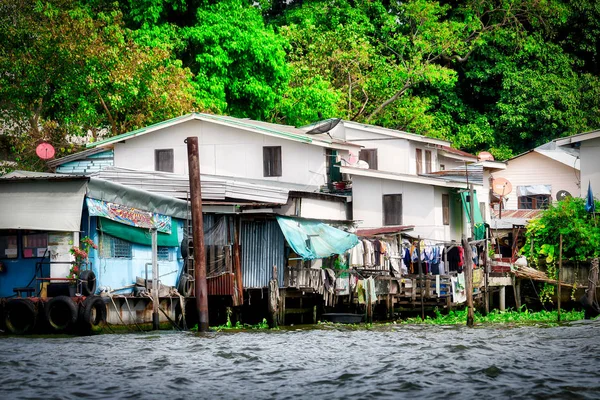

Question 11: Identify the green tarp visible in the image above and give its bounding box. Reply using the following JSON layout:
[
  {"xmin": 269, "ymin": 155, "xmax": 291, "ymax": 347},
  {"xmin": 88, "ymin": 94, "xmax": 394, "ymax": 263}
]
[
  {"xmin": 460, "ymin": 191, "xmax": 485, "ymax": 240},
  {"xmin": 98, "ymin": 217, "xmax": 179, "ymax": 247},
  {"xmin": 276, "ymin": 216, "xmax": 359, "ymax": 260}
]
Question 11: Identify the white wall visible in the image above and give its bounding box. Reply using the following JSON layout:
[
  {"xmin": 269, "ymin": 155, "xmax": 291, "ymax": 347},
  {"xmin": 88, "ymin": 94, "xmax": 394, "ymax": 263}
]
[
  {"xmin": 491, "ymin": 151, "xmax": 580, "ymax": 210},
  {"xmin": 113, "ymin": 120, "xmax": 329, "ymax": 187},
  {"xmin": 344, "ymin": 127, "xmax": 411, "ymax": 173},
  {"xmin": 580, "ymin": 137, "xmax": 600, "ymax": 198},
  {"xmin": 351, "ymin": 175, "xmax": 463, "ymax": 241}
]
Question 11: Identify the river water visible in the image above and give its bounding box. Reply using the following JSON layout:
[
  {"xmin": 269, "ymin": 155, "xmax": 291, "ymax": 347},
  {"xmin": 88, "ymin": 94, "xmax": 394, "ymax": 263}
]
[{"xmin": 1, "ymin": 320, "xmax": 599, "ymax": 399}]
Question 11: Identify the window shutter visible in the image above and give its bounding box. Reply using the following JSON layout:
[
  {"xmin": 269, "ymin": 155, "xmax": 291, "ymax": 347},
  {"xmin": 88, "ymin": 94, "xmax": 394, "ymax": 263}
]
[
  {"xmin": 442, "ymin": 194, "xmax": 449, "ymax": 225},
  {"xmin": 416, "ymin": 149, "xmax": 422, "ymax": 174},
  {"xmin": 383, "ymin": 194, "xmax": 402, "ymax": 226},
  {"xmin": 263, "ymin": 146, "xmax": 282, "ymax": 177},
  {"xmin": 359, "ymin": 149, "xmax": 378, "ymax": 170},
  {"xmin": 155, "ymin": 149, "xmax": 174, "ymax": 172},
  {"xmin": 425, "ymin": 150, "xmax": 432, "ymax": 173}
]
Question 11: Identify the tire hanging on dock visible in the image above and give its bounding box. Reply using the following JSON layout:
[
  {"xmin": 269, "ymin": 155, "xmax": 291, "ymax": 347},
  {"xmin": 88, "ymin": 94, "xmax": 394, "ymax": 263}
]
[
  {"xmin": 45, "ymin": 296, "xmax": 78, "ymax": 333},
  {"xmin": 5, "ymin": 298, "xmax": 37, "ymax": 335},
  {"xmin": 79, "ymin": 296, "xmax": 107, "ymax": 333},
  {"xmin": 79, "ymin": 270, "xmax": 97, "ymax": 296}
]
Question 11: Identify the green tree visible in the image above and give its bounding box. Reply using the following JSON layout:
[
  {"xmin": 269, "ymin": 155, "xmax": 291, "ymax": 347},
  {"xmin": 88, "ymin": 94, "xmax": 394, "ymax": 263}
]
[{"xmin": 0, "ymin": 0, "xmax": 196, "ymax": 169}]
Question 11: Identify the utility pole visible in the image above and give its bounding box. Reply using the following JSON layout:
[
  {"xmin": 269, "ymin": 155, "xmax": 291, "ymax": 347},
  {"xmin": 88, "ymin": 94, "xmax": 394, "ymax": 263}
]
[{"xmin": 186, "ymin": 137, "xmax": 209, "ymax": 332}]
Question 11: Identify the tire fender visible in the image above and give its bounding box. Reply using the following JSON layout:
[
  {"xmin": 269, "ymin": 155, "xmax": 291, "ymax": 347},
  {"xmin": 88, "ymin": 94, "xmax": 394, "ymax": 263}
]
[
  {"xmin": 45, "ymin": 296, "xmax": 78, "ymax": 332},
  {"xmin": 79, "ymin": 296, "xmax": 107, "ymax": 333},
  {"xmin": 5, "ymin": 298, "xmax": 37, "ymax": 335},
  {"xmin": 79, "ymin": 270, "xmax": 97, "ymax": 296}
]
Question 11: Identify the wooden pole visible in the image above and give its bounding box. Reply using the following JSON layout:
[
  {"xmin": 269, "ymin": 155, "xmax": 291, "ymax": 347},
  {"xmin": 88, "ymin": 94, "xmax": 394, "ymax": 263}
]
[
  {"xmin": 151, "ymin": 228, "xmax": 159, "ymax": 330},
  {"xmin": 417, "ymin": 237, "xmax": 424, "ymax": 320},
  {"xmin": 557, "ymin": 234, "xmax": 562, "ymax": 322},
  {"xmin": 469, "ymin": 184, "xmax": 476, "ymax": 240},
  {"xmin": 186, "ymin": 137, "xmax": 209, "ymax": 332},
  {"xmin": 484, "ymin": 226, "xmax": 489, "ymax": 315},
  {"xmin": 462, "ymin": 236, "xmax": 474, "ymax": 327}
]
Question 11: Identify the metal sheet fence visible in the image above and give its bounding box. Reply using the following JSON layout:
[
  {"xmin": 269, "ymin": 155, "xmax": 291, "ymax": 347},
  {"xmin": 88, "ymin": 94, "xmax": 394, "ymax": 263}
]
[{"xmin": 241, "ymin": 220, "xmax": 285, "ymax": 288}]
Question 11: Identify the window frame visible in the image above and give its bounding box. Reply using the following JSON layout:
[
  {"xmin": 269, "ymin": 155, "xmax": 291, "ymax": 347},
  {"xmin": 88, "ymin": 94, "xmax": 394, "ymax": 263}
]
[
  {"xmin": 0, "ymin": 231, "xmax": 18, "ymax": 260},
  {"xmin": 263, "ymin": 146, "xmax": 282, "ymax": 177},
  {"xmin": 22, "ymin": 231, "xmax": 48, "ymax": 259},
  {"xmin": 518, "ymin": 195, "xmax": 551, "ymax": 210},
  {"xmin": 100, "ymin": 234, "xmax": 133, "ymax": 259},
  {"xmin": 155, "ymin": 149, "xmax": 174, "ymax": 173},
  {"xmin": 383, "ymin": 194, "xmax": 403, "ymax": 226}
]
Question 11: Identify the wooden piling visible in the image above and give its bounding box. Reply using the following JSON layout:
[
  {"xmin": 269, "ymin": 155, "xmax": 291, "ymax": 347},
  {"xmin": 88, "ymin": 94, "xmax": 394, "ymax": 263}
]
[
  {"xmin": 417, "ymin": 236, "xmax": 424, "ymax": 320},
  {"xmin": 186, "ymin": 136, "xmax": 209, "ymax": 332}
]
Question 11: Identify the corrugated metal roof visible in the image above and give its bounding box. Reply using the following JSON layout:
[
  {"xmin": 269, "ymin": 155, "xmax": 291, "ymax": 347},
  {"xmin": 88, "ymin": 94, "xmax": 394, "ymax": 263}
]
[
  {"xmin": 355, "ymin": 225, "xmax": 415, "ymax": 236},
  {"xmin": 241, "ymin": 219, "xmax": 285, "ymax": 288},
  {"xmin": 90, "ymin": 167, "xmax": 316, "ymax": 204},
  {"xmin": 47, "ymin": 147, "xmax": 111, "ymax": 168},
  {"xmin": 86, "ymin": 113, "xmax": 358, "ymax": 150},
  {"xmin": 492, "ymin": 209, "xmax": 544, "ymax": 219}
]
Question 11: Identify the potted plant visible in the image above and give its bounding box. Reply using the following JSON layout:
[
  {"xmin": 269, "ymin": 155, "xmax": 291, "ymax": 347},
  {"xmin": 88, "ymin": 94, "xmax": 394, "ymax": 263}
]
[{"xmin": 68, "ymin": 236, "xmax": 97, "ymax": 295}]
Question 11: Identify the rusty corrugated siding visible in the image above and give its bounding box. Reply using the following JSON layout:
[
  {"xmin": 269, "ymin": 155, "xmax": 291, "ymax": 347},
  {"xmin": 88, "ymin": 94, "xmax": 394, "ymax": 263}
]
[
  {"xmin": 241, "ymin": 220, "xmax": 285, "ymax": 288},
  {"xmin": 207, "ymin": 273, "xmax": 235, "ymax": 296}
]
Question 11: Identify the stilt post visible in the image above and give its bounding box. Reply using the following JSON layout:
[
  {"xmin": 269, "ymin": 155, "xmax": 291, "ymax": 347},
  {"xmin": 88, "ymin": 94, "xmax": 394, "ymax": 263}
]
[
  {"xmin": 186, "ymin": 137, "xmax": 209, "ymax": 332},
  {"xmin": 557, "ymin": 234, "xmax": 562, "ymax": 322},
  {"xmin": 462, "ymin": 235, "xmax": 474, "ymax": 327}
]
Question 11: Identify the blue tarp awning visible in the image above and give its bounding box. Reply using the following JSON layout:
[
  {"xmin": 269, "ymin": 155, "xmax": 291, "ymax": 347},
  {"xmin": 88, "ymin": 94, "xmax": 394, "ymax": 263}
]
[{"xmin": 276, "ymin": 216, "xmax": 359, "ymax": 260}]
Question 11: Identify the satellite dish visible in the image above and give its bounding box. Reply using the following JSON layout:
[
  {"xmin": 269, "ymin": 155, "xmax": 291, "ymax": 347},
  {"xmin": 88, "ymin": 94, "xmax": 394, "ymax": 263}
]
[
  {"xmin": 305, "ymin": 118, "xmax": 342, "ymax": 135},
  {"xmin": 478, "ymin": 151, "xmax": 494, "ymax": 161},
  {"xmin": 492, "ymin": 178, "xmax": 513, "ymax": 197},
  {"xmin": 556, "ymin": 190, "xmax": 572, "ymax": 201},
  {"xmin": 36, "ymin": 142, "xmax": 55, "ymax": 160}
]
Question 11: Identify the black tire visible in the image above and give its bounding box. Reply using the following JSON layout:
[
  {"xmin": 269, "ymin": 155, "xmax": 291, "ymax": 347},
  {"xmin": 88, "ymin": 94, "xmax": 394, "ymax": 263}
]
[
  {"xmin": 79, "ymin": 296, "xmax": 107, "ymax": 334},
  {"xmin": 79, "ymin": 270, "xmax": 97, "ymax": 296},
  {"xmin": 178, "ymin": 273, "xmax": 194, "ymax": 297},
  {"xmin": 181, "ymin": 238, "xmax": 193, "ymax": 259},
  {"xmin": 45, "ymin": 296, "xmax": 78, "ymax": 333},
  {"xmin": 5, "ymin": 298, "xmax": 37, "ymax": 335}
]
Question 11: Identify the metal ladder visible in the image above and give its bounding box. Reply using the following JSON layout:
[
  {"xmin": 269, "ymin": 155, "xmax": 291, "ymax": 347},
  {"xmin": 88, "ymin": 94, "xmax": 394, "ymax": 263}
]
[{"xmin": 185, "ymin": 191, "xmax": 195, "ymax": 280}]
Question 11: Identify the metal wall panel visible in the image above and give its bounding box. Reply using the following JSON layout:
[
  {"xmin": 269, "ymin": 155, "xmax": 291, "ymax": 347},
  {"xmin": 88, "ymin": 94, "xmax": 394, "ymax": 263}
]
[
  {"xmin": 207, "ymin": 273, "xmax": 235, "ymax": 296},
  {"xmin": 241, "ymin": 220, "xmax": 285, "ymax": 288}
]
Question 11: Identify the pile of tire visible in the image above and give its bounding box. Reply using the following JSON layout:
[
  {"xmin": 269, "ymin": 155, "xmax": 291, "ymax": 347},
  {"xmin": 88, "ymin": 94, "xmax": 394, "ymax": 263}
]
[{"xmin": 3, "ymin": 270, "xmax": 107, "ymax": 335}]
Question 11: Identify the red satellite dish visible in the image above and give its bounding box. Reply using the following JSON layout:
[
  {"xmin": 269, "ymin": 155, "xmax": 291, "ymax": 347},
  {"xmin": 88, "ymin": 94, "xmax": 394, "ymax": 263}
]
[
  {"xmin": 36, "ymin": 142, "xmax": 55, "ymax": 160},
  {"xmin": 492, "ymin": 178, "xmax": 513, "ymax": 197},
  {"xmin": 478, "ymin": 151, "xmax": 495, "ymax": 161}
]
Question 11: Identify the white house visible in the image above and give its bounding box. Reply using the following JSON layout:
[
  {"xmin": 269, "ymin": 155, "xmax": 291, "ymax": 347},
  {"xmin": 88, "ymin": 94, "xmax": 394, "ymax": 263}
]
[
  {"xmin": 85, "ymin": 113, "xmax": 358, "ymax": 189},
  {"xmin": 555, "ymin": 130, "xmax": 600, "ymax": 199},
  {"xmin": 312, "ymin": 120, "xmax": 485, "ymax": 241},
  {"xmin": 489, "ymin": 141, "xmax": 580, "ymax": 211}
]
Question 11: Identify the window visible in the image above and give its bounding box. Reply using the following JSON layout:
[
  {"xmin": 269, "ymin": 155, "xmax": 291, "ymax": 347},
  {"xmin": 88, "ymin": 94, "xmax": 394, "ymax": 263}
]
[
  {"xmin": 440, "ymin": 164, "xmax": 445, "ymax": 171},
  {"xmin": 100, "ymin": 235, "xmax": 132, "ymax": 259},
  {"xmin": 155, "ymin": 149, "xmax": 174, "ymax": 172},
  {"xmin": 158, "ymin": 246, "xmax": 171, "ymax": 261},
  {"xmin": 425, "ymin": 150, "xmax": 432, "ymax": 173},
  {"xmin": 359, "ymin": 149, "xmax": 378, "ymax": 170},
  {"xmin": 383, "ymin": 194, "xmax": 403, "ymax": 226},
  {"xmin": 416, "ymin": 149, "xmax": 423, "ymax": 174},
  {"xmin": 518, "ymin": 195, "xmax": 551, "ymax": 210},
  {"xmin": 263, "ymin": 146, "xmax": 282, "ymax": 177},
  {"xmin": 517, "ymin": 185, "xmax": 552, "ymax": 210},
  {"xmin": 442, "ymin": 194, "xmax": 450, "ymax": 226},
  {"xmin": 0, "ymin": 231, "xmax": 17, "ymax": 259},
  {"xmin": 22, "ymin": 232, "xmax": 48, "ymax": 258}
]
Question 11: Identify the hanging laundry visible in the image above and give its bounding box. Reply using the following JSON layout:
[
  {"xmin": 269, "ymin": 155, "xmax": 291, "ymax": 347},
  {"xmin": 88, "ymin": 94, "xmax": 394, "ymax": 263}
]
[{"xmin": 348, "ymin": 241, "xmax": 364, "ymax": 268}]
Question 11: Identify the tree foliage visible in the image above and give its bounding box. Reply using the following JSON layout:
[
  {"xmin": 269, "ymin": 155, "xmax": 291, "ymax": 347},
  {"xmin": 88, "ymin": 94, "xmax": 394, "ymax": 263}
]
[{"xmin": 4, "ymin": 0, "xmax": 600, "ymax": 168}]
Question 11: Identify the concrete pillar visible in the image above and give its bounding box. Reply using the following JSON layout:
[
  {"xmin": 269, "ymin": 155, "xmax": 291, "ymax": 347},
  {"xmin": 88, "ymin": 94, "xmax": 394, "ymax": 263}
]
[{"xmin": 499, "ymin": 286, "xmax": 506, "ymax": 311}]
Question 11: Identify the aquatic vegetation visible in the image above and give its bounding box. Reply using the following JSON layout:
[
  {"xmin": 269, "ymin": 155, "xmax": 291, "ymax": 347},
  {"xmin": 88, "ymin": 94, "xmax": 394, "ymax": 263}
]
[
  {"xmin": 190, "ymin": 317, "xmax": 274, "ymax": 332},
  {"xmin": 402, "ymin": 306, "xmax": 585, "ymax": 325}
]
